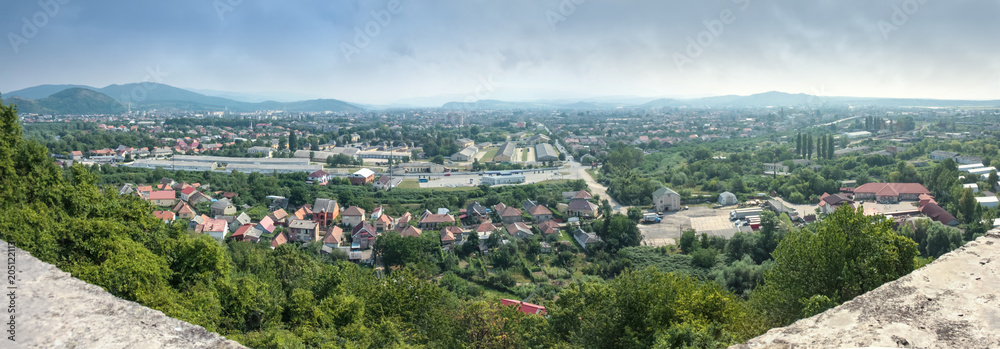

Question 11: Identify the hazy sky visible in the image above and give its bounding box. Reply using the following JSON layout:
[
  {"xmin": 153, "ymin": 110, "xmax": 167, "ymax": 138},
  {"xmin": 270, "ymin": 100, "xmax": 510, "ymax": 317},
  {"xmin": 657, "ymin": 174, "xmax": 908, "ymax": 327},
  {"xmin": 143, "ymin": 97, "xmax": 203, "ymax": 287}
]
[{"xmin": 2, "ymin": 0, "xmax": 999, "ymax": 104}]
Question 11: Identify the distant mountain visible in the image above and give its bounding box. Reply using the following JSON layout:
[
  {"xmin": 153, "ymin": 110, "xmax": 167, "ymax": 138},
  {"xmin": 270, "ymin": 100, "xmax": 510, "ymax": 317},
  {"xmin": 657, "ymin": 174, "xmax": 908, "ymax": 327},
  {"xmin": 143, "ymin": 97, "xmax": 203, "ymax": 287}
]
[
  {"xmin": 5, "ymin": 84, "xmax": 94, "ymax": 100},
  {"xmin": 5, "ymin": 83, "xmax": 364, "ymax": 113},
  {"xmin": 10, "ymin": 88, "xmax": 125, "ymax": 115},
  {"xmin": 441, "ymin": 99, "xmax": 625, "ymax": 110}
]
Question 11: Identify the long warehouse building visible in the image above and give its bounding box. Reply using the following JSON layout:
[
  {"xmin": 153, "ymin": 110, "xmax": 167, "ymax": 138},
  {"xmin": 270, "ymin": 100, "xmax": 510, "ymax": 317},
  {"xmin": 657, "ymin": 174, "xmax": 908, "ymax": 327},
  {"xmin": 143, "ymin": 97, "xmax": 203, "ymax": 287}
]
[
  {"xmin": 224, "ymin": 163, "xmax": 324, "ymax": 174},
  {"xmin": 534, "ymin": 143, "xmax": 558, "ymax": 162},
  {"xmin": 130, "ymin": 159, "xmax": 217, "ymax": 172},
  {"xmin": 493, "ymin": 142, "xmax": 517, "ymax": 162},
  {"xmin": 172, "ymin": 155, "xmax": 309, "ymax": 166}
]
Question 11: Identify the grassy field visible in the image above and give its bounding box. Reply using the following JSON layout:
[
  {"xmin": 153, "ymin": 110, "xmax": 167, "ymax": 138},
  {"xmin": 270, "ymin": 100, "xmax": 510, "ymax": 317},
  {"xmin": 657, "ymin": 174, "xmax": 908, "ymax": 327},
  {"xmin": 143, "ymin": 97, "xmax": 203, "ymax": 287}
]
[
  {"xmin": 480, "ymin": 148, "xmax": 498, "ymax": 162},
  {"xmin": 397, "ymin": 179, "xmax": 421, "ymax": 189},
  {"xmin": 521, "ymin": 148, "xmax": 530, "ymax": 161}
]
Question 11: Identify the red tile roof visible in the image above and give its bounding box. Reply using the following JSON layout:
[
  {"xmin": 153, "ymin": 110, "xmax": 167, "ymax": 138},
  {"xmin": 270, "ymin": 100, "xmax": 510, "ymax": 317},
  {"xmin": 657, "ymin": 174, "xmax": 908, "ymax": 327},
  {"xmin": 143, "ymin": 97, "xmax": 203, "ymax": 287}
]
[
  {"xmin": 202, "ymin": 218, "xmax": 228, "ymax": 232},
  {"xmin": 232, "ymin": 224, "xmax": 254, "ymax": 239},
  {"xmin": 420, "ymin": 213, "xmax": 455, "ymax": 224},
  {"xmin": 500, "ymin": 299, "xmax": 546, "ymax": 315},
  {"xmin": 148, "ymin": 190, "xmax": 175, "ymax": 200},
  {"xmin": 854, "ymin": 183, "xmax": 930, "ymax": 196},
  {"xmin": 528, "ymin": 205, "xmax": 553, "ymax": 216},
  {"xmin": 180, "ymin": 187, "xmax": 197, "ymax": 195},
  {"xmin": 271, "ymin": 232, "xmax": 288, "ymax": 248},
  {"xmin": 152, "ymin": 211, "xmax": 175, "ymax": 221},
  {"xmin": 343, "ymin": 206, "xmax": 366, "ymax": 217},
  {"xmin": 324, "ymin": 226, "xmax": 343, "ymax": 245},
  {"xmin": 399, "ymin": 225, "xmax": 422, "ymax": 238}
]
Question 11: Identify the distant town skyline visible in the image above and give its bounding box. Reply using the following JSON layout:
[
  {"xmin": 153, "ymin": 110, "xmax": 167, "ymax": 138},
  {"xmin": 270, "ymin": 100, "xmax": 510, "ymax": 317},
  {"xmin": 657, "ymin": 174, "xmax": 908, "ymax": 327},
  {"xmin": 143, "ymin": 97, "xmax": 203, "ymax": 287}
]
[{"xmin": 2, "ymin": 0, "xmax": 999, "ymax": 104}]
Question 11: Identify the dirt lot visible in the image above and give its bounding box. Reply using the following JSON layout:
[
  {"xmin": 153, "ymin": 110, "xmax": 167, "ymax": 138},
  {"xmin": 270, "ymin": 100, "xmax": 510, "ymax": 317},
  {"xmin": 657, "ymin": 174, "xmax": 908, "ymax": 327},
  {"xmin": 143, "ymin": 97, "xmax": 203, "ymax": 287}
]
[{"xmin": 639, "ymin": 206, "xmax": 737, "ymax": 246}]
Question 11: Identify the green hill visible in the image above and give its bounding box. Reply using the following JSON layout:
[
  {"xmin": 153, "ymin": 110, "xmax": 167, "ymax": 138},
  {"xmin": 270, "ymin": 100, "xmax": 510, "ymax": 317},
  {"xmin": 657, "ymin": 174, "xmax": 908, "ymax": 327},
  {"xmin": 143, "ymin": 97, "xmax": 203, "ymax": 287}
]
[{"xmin": 9, "ymin": 88, "xmax": 125, "ymax": 115}]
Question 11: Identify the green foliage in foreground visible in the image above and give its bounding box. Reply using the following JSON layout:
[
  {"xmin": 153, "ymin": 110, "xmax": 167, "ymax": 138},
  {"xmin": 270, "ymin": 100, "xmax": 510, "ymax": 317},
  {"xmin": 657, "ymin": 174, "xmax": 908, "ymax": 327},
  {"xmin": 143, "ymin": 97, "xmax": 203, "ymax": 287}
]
[
  {"xmin": 750, "ymin": 206, "xmax": 918, "ymax": 326},
  {"xmin": 0, "ymin": 101, "xmax": 947, "ymax": 348}
]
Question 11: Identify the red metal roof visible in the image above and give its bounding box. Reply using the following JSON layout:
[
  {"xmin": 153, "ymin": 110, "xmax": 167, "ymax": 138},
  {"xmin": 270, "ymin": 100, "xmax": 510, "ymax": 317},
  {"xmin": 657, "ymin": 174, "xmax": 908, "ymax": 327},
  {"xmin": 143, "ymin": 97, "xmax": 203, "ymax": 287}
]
[{"xmin": 500, "ymin": 299, "xmax": 546, "ymax": 315}]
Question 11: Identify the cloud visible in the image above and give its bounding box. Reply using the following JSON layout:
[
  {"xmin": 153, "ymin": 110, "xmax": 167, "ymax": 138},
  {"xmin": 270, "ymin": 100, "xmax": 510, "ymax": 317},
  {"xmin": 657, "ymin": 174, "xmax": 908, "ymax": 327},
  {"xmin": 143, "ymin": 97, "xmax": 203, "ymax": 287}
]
[{"xmin": 1, "ymin": 0, "xmax": 997, "ymax": 104}]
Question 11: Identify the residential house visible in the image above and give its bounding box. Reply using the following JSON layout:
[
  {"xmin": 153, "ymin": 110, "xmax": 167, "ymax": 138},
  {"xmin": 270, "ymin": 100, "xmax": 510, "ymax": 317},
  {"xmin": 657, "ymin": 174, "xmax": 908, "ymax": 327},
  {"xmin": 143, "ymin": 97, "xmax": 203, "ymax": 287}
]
[
  {"xmin": 342, "ymin": 206, "xmax": 367, "ymax": 228},
  {"xmin": 312, "ymin": 198, "xmax": 340, "ymax": 227},
  {"xmin": 440, "ymin": 227, "xmax": 458, "ymax": 248},
  {"xmin": 442, "ymin": 226, "xmax": 465, "ymax": 243},
  {"xmin": 536, "ymin": 220, "xmax": 560, "ymax": 236},
  {"xmin": 465, "ymin": 202, "xmax": 490, "ymax": 223},
  {"xmin": 349, "ymin": 168, "xmax": 376, "ymax": 185},
  {"xmin": 148, "ymin": 190, "xmax": 176, "ymax": 206},
  {"xmin": 202, "ymin": 218, "xmax": 229, "ymax": 242},
  {"xmin": 399, "ymin": 225, "xmax": 423, "ymax": 238},
  {"xmin": 172, "ymin": 201, "xmax": 195, "ymax": 219},
  {"xmin": 152, "ymin": 211, "xmax": 175, "ymax": 223},
  {"xmin": 573, "ymin": 228, "xmax": 602, "ymax": 250},
  {"xmin": 499, "ymin": 206, "xmax": 523, "ymax": 224},
  {"xmin": 374, "ymin": 213, "xmax": 394, "ymax": 232},
  {"xmin": 373, "ymin": 175, "xmax": 401, "ymax": 191},
  {"xmin": 500, "ymin": 299, "xmax": 546, "ymax": 316},
  {"xmin": 210, "ymin": 198, "xmax": 236, "ymax": 217},
  {"xmin": 268, "ymin": 209, "xmax": 290, "ymax": 226},
  {"xmin": 506, "ymin": 222, "xmax": 533, "ymax": 239},
  {"xmin": 718, "ymin": 192, "xmax": 738, "ymax": 206},
  {"xmin": 230, "ymin": 224, "xmax": 255, "ymax": 242},
  {"xmin": 652, "ymin": 187, "xmax": 681, "ymax": 212},
  {"xmin": 323, "ymin": 226, "xmax": 344, "ymax": 248},
  {"xmin": 270, "ymin": 232, "xmax": 288, "ymax": 249},
  {"xmin": 522, "ymin": 200, "xmax": 539, "ymax": 212},
  {"xmin": 853, "ymin": 183, "xmax": 930, "ymax": 203},
  {"xmin": 180, "ymin": 187, "xmax": 197, "ymax": 201},
  {"xmin": 288, "ymin": 219, "xmax": 321, "ymax": 243},
  {"xmin": 136, "ymin": 185, "xmax": 153, "ymax": 198},
  {"xmin": 229, "ymin": 212, "xmax": 251, "ymax": 232},
  {"xmin": 256, "ymin": 216, "xmax": 277, "ymax": 236},
  {"xmin": 528, "ymin": 204, "xmax": 553, "ymax": 222},
  {"xmin": 474, "ymin": 221, "xmax": 496, "ymax": 240},
  {"xmin": 395, "ymin": 212, "xmax": 413, "ymax": 230},
  {"xmin": 187, "ymin": 191, "xmax": 212, "ymax": 205},
  {"xmin": 567, "ymin": 198, "xmax": 599, "ymax": 218},
  {"xmin": 819, "ymin": 193, "xmax": 854, "ymax": 214},
  {"xmin": 419, "ymin": 211, "xmax": 456, "ymax": 229},
  {"xmin": 562, "ymin": 190, "xmax": 593, "ymax": 201},
  {"xmin": 352, "ymin": 222, "xmax": 378, "ymax": 249},
  {"xmin": 539, "ymin": 242, "xmax": 552, "ymax": 253},
  {"xmin": 307, "ymin": 170, "xmax": 331, "ymax": 184}
]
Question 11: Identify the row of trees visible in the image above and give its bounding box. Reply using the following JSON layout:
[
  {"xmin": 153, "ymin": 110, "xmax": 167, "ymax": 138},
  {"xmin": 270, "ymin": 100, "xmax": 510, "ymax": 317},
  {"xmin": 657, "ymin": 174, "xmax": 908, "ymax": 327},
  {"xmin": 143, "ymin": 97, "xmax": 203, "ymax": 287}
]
[{"xmin": 795, "ymin": 133, "xmax": 836, "ymax": 160}]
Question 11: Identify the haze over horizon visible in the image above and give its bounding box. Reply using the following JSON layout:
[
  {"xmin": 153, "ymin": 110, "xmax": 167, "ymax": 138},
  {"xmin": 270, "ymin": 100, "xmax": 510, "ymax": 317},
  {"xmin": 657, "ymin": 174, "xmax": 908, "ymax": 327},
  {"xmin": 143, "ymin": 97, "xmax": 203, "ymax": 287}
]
[{"xmin": 3, "ymin": 0, "xmax": 999, "ymax": 105}]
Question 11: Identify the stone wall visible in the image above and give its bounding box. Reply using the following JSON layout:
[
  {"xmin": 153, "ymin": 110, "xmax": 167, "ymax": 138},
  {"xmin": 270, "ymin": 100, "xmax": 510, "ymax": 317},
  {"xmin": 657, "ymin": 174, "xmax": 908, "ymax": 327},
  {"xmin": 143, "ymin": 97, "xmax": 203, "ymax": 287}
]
[
  {"xmin": 2, "ymin": 239, "xmax": 244, "ymax": 348},
  {"xmin": 732, "ymin": 231, "xmax": 1000, "ymax": 348}
]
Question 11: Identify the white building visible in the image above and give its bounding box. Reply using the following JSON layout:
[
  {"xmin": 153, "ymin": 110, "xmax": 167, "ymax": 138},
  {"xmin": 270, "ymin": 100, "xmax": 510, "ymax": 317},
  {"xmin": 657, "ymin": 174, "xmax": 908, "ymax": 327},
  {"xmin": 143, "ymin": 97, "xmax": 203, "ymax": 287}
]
[
  {"xmin": 482, "ymin": 174, "xmax": 526, "ymax": 186},
  {"xmin": 653, "ymin": 187, "xmax": 681, "ymax": 212},
  {"xmin": 718, "ymin": 191, "xmax": 738, "ymax": 206},
  {"xmin": 247, "ymin": 146, "xmax": 274, "ymax": 157},
  {"xmin": 963, "ymin": 183, "xmax": 980, "ymax": 194},
  {"xmin": 130, "ymin": 159, "xmax": 216, "ymax": 172},
  {"xmin": 224, "ymin": 163, "xmax": 323, "ymax": 174},
  {"xmin": 976, "ymin": 196, "xmax": 999, "ymax": 208}
]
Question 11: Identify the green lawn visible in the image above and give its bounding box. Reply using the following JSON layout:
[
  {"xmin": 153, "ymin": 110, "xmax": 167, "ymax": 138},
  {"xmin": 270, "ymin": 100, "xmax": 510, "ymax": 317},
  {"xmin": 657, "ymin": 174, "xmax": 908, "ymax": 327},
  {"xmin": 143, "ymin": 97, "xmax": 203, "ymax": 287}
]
[
  {"xmin": 521, "ymin": 148, "xmax": 530, "ymax": 161},
  {"xmin": 397, "ymin": 179, "xmax": 420, "ymax": 189},
  {"xmin": 480, "ymin": 148, "xmax": 498, "ymax": 162}
]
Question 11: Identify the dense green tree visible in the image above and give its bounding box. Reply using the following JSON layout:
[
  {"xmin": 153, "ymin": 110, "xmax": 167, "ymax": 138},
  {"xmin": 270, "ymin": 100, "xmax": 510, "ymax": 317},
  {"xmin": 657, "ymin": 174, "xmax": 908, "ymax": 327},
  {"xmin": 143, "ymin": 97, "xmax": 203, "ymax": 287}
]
[{"xmin": 751, "ymin": 206, "xmax": 917, "ymax": 326}]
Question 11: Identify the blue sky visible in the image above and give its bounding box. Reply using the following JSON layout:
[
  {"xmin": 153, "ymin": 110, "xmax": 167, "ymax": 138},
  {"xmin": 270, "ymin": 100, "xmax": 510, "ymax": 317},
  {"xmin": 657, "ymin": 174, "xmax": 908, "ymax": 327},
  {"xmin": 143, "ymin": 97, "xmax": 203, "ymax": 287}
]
[{"xmin": 2, "ymin": 0, "xmax": 999, "ymax": 104}]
